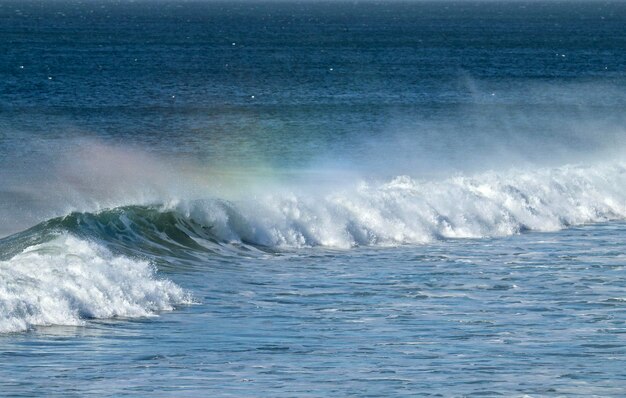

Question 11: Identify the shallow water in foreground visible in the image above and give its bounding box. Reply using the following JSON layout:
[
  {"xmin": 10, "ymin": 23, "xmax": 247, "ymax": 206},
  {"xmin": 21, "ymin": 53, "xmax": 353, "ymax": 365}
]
[{"xmin": 1, "ymin": 222, "xmax": 625, "ymax": 397}]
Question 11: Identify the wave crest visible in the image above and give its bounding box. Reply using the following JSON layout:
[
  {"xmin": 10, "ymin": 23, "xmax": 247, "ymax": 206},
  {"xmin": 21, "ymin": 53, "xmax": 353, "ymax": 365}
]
[{"xmin": 171, "ymin": 162, "xmax": 626, "ymax": 248}]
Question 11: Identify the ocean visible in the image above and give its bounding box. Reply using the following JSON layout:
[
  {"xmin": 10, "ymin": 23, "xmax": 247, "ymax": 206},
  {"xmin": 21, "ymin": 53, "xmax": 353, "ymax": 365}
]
[{"xmin": 1, "ymin": 0, "xmax": 626, "ymax": 396}]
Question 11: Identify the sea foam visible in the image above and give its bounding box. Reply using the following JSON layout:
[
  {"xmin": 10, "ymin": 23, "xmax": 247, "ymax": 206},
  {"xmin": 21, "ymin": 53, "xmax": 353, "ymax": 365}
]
[
  {"xmin": 172, "ymin": 162, "xmax": 626, "ymax": 248},
  {"xmin": 1, "ymin": 162, "xmax": 624, "ymax": 332},
  {"xmin": 0, "ymin": 234, "xmax": 190, "ymax": 333}
]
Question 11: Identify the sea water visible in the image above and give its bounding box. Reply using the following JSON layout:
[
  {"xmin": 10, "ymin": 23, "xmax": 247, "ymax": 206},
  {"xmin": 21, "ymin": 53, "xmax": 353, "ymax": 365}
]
[{"xmin": 1, "ymin": 1, "xmax": 626, "ymax": 396}]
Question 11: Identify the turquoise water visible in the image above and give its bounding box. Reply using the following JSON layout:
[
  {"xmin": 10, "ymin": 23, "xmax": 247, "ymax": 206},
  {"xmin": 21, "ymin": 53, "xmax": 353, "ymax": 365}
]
[{"xmin": 1, "ymin": 1, "xmax": 626, "ymax": 396}]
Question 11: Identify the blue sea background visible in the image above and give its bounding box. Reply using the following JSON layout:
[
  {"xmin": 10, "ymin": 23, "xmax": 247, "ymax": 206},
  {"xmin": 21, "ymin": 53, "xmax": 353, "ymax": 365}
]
[{"xmin": 1, "ymin": 0, "xmax": 626, "ymax": 396}]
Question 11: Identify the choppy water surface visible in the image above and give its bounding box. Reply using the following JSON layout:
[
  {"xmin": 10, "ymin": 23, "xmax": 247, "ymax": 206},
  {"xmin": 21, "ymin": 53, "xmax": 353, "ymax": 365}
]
[{"xmin": 1, "ymin": 222, "xmax": 626, "ymax": 396}]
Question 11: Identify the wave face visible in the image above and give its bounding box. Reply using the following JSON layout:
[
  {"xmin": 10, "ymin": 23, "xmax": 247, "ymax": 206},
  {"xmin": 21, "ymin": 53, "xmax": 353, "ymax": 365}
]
[{"xmin": 0, "ymin": 234, "xmax": 190, "ymax": 333}]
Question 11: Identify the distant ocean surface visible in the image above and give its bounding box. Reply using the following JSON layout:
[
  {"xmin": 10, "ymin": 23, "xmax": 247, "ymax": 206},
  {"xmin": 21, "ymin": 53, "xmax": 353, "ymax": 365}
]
[{"xmin": 1, "ymin": 1, "xmax": 626, "ymax": 396}]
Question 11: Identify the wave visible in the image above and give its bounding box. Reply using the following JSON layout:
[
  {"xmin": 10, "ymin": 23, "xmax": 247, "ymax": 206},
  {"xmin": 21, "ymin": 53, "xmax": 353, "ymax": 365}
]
[
  {"xmin": 0, "ymin": 234, "xmax": 191, "ymax": 334},
  {"xmin": 168, "ymin": 161, "xmax": 626, "ymax": 248},
  {"xmin": 4, "ymin": 161, "xmax": 626, "ymax": 252},
  {"xmin": 1, "ymin": 161, "xmax": 625, "ymax": 332}
]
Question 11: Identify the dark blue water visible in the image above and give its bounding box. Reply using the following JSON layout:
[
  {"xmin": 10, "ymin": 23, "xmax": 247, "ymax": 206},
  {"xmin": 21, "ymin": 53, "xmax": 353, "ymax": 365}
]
[
  {"xmin": 2, "ymin": 0, "xmax": 624, "ymax": 166},
  {"xmin": 1, "ymin": 1, "xmax": 626, "ymax": 396}
]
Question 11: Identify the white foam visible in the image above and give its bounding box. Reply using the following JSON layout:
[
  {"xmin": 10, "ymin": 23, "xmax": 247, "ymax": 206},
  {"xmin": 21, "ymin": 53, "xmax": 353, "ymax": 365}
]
[
  {"xmin": 0, "ymin": 234, "xmax": 190, "ymax": 333},
  {"xmin": 173, "ymin": 162, "xmax": 626, "ymax": 248}
]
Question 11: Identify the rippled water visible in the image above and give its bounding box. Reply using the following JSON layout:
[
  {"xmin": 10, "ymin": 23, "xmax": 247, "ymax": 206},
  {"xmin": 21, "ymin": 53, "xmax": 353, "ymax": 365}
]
[{"xmin": 1, "ymin": 222, "xmax": 625, "ymax": 396}]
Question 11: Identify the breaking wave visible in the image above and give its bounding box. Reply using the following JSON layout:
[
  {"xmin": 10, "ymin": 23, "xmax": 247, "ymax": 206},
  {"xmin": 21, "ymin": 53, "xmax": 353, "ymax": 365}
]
[
  {"xmin": 126, "ymin": 161, "xmax": 625, "ymax": 249},
  {"xmin": 1, "ymin": 161, "xmax": 625, "ymax": 333},
  {"xmin": 0, "ymin": 234, "xmax": 190, "ymax": 333},
  {"xmin": 4, "ymin": 162, "xmax": 626, "ymax": 251}
]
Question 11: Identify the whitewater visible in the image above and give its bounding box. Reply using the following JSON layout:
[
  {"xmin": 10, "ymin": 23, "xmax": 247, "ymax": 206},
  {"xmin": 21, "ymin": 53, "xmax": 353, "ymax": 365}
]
[
  {"xmin": 0, "ymin": 235, "xmax": 190, "ymax": 334},
  {"xmin": 1, "ymin": 161, "xmax": 625, "ymax": 334}
]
